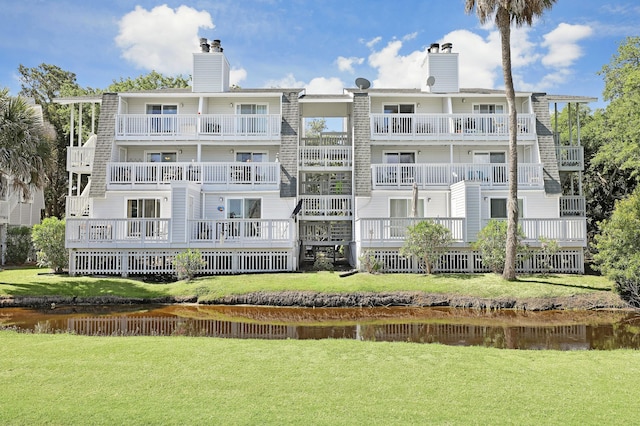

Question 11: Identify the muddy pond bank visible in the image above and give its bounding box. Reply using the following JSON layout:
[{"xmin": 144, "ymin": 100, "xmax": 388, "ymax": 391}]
[{"xmin": 0, "ymin": 290, "xmax": 633, "ymax": 311}]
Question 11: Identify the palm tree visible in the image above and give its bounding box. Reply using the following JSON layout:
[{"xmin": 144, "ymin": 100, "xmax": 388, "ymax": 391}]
[
  {"xmin": 465, "ymin": 0, "xmax": 556, "ymax": 280},
  {"xmin": 0, "ymin": 89, "xmax": 51, "ymax": 201}
]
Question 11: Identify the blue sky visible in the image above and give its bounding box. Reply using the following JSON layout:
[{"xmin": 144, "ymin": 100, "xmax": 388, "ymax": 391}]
[{"xmin": 1, "ymin": 1, "xmax": 638, "ymax": 109}]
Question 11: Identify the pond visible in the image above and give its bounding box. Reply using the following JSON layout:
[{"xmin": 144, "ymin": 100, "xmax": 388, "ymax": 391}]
[{"xmin": 2, "ymin": 304, "xmax": 639, "ymax": 350}]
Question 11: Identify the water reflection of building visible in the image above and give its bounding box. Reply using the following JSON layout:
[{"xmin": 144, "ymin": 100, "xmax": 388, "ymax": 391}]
[{"xmin": 66, "ymin": 316, "xmax": 591, "ymax": 350}]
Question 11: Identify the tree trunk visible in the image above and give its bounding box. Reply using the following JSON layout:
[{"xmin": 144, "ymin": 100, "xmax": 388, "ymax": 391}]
[{"xmin": 498, "ymin": 7, "xmax": 518, "ymax": 281}]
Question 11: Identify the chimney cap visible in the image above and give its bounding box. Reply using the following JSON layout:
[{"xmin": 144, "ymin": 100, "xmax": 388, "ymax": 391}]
[
  {"xmin": 441, "ymin": 42, "xmax": 453, "ymax": 53},
  {"xmin": 429, "ymin": 43, "xmax": 440, "ymax": 53}
]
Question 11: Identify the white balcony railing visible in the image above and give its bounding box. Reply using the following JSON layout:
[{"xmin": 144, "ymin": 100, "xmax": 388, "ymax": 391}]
[
  {"xmin": 189, "ymin": 219, "xmax": 294, "ymax": 245},
  {"xmin": 556, "ymin": 146, "xmax": 584, "ymax": 171},
  {"xmin": 482, "ymin": 218, "xmax": 586, "ymax": 244},
  {"xmin": 560, "ymin": 196, "xmax": 586, "ymax": 217},
  {"xmin": 115, "ymin": 114, "xmax": 282, "ymax": 139},
  {"xmin": 299, "ymin": 146, "xmax": 352, "ymax": 168},
  {"xmin": 300, "ymin": 195, "xmax": 352, "ymax": 218},
  {"xmin": 359, "ymin": 217, "xmax": 466, "ymax": 245},
  {"xmin": 371, "ymin": 113, "xmax": 536, "ymax": 140},
  {"xmin": 66, "ymin": 218, "xmax": 170, "ymax": 244},
  {"xmin": 372, "ymin": 163, "xmax": 544, "ymax": 189},
  {"xmin": 107, "ymin": 162, "xmax": 280, "ymax": 189},
  {"xmin": 66, "ymin": 196, "xmax": 91, "ymax": 217},
  {"xmin": 67, "ymin": 147, "xmax": 95, "ymax": 173}
]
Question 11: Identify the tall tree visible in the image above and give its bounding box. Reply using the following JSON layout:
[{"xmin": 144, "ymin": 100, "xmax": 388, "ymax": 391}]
[
  {"xmin": 465, "ymin": 0, "xmax": 556, "ymax": 280},
  {"xmin": 18, "ymin": 64, "xmax": 84, "ymax": 218},
  {"xmin": 107, "ymin": 71, "xmax": 190, "ymax": 92},
  {"xmin": 0, "ymin": 88, "xmax": 52, "ymax": 198}
]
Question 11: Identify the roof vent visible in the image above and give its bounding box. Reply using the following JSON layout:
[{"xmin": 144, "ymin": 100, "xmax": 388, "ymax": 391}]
[
  {"xmin": 199, "ymin": 37, "xmax": 210, "ymax": 52},
  {"xmin": 441, "ymin": 42, "xmax": 453, "ymax": 53},
  {"xmin": 429, "ymin": 43, "xmax": 440, "ymax": 53}
]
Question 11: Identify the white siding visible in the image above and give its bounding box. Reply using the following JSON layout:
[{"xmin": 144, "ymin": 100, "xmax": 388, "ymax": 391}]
[
  {"xmin": 423, "ymin": 53, "xmax": 459, "ymax": 93},
  {"xmin": 192, "ymin": 53, "xmax": 230, "ymax": 93}
]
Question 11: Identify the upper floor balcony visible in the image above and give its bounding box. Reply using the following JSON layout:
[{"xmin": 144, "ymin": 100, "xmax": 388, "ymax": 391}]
[
  {"xmin": 370, "ymin": 113, "xmax": 536, "ymax": 142},
  {"xmin": 371, "ymin": 163, "xmax": 544, "ymax": 189},
  {"xmin": 107, "ymin": 162, "xmax": 280, "ymax": 191},
  {"xmin": 556, "ymin": 146, "xmax": 584, "ymax": 171},
  {"xmin": 115, "ymin": 114, "xmax": 282, "ymax": 141},
  {"xmin": 67, "ymin": 146, "xmax": 95, "ymax": 173}
]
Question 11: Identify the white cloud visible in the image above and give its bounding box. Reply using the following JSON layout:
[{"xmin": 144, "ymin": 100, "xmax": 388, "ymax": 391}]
[
  {"xmin": 364, "ymin": 36, "xmax": 382, "ymax": 49},
  {"xmin": 403, "ymin": 32, "xmax": 418, "ymax": 41},
  {"xmin": 305, "ymin": 77, "xmax": 345, "ymax": 94},
  {"xmin": 368, "ymin": 39, "xmax": 427, "ymax": 88},
  {"xmin": 230, "ymin": 68, "xmax": 247, "ymax": 86},
  {"xmin": 541, "ymin": 23, "xmax": 593, "ymax": 68},
  {"xmin": 263, "ymin": 74, "xmax": 344, "ymax": 94},
  {"xmin": 264, "ymin": 73, "xmax": 305, "ymax": 88},
  {"xmin": 115, "ymin": 5, "xmax": 214, "ymax": 75},
  {"xmin": 336, "ymin": 56, "xmax": 364, "ymax": 73}
]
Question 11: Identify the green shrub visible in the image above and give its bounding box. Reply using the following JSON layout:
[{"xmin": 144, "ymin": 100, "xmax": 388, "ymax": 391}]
[
  {"xmin": 313, "ymin": 251, "xmax": 334, "ymax": 271},
  {"xmin": 359, "ymin": 250, "xmax": 383, "ymax": 273},
  {"xmin": 537, "ymin": 236, "xmax": 560, "ymax": 276},
  {"xmin": 400, "ymin": 220, "xmax": 452, "ymax": 274},
  {"xmin": 593, "ymin": 189, "xmax": 640, "ymax": 306},
  {"xmin": 173, "ymin": 249, "xmax": 206, "ymax": 281},
  {"xmin": 6, "ymin": 226, "xmax": 33, "ymax": 265},
  {"xmin": 31, "ymin": 217, "xmax": 67, "ymax": 273},
  {"xmin": 472, "ymin": 220, "xmax": 526, "ymax": 274}
]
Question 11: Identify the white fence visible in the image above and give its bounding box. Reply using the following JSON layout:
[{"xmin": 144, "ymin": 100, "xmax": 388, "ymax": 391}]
[
  {"xmin": 359, "ymin": 217, "xmax": 466, "ymax": 243},
  {"xmin": 108, "ymin": 162, "xmax": 279, "ymax": 188},
  {"xmin": 116, "ymin": 114, "xmax": 281, "ymax": 139},
  {"xmin": 189, "ymin": 219, "xmax": 294, "ymax": 245},
  {"xmin": 300, "ymin": 195, "xmax": 352, "ymax": 217},
  {"xmin": 556, "ymin": 146, "xmax": 584, "ymax": 171},
  {"xmin": 67, "ymin": 147, "xmax": 95, "ymax": 172},
  {"xmin": 66, "ymin": 218, "xmax": 170, "ymax": 244},
  {"xmin": 69, "ymin": 249, "xmax": 294, "ymax": 276},
  {"xmin": 299, "ymin": 146, "xmax": 352, "ymax": 168},
  {"xmin": 367, "ymin": 249, "xmax": 584, "ymax": 274},
  {"xmin": 372, "ymin": 163, "xmax": 544, "ymax": 189},
  {"xmin": 371, "ymin": 113, "xmax": 536, "ymax": 140}
]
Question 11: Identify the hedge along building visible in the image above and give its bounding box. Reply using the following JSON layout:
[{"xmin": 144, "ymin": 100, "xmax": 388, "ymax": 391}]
[{"xmin": 56, "ymin": 39, "xmax": 594, "ymax": 276}]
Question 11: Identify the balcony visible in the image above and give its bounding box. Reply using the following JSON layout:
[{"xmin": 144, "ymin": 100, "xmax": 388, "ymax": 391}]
[
  {"xmin": 560, "ymin": 196, "xmax": 585, "ymax": 217},
  {"xmin": 370, "ymin": 113, "xmax": 536, "ymax": 141},
  {"xmin": 67, "ymin": 146, "xmax": 95, "ymax": 173},
  {"xmin": 358, "ymin": 217, "xmax": 586, "ymax": 247},
  {"xmin": 300, "ymin": 195, "xmax": 352, "ymax": 219},
  {"xmin": 299, "ymin": 146, "xmax": 352, "ymax": 170},
  {"xmin": 483, "ymin": 218, "xmax": 586, "ymax": 245},
  {"xmin": 107, "ymin": 162, "xmax": 280, "ymax": 190},
  {"xmin": 556, "ymin": 146, "xmax": 584, "ymax": 171},
  {"xmin": 66, "ymin": 218, "xmax": 170, "ymax": 247},
  {"xmin": 188, "ymin": 219, "xmax": 294, "ymax": 247},
  {"xmin": 299, "ymin": 221, "xmax": 352, "ymax": 244},
  {"xmin": 115, "ymin": 114, "xmax": 282, "ymax": 140},
  {"xmin": 372, "ymin": 163, "xmax": 544, "ymax": 189},
  {"xmin": 359, "ymin": 217, "xmax": 466, "ymax": 247},
  {"xmin": 66, "ymin": 196, "xmax": 91, "ymax": 217}
]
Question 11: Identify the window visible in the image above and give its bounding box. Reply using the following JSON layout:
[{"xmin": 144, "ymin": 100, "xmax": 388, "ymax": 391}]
[
  {"xmin": 146, "ymin": 104, "xmax": 177, "ymax": 133},
  {"xmin": 490, "ymin": 198, "xmax": 523, "ymax": 219},
  {"xmin": 390, "ymin": 198, "xmax": 425, "ymax": 237},
  {"xmin": 146, "ymin": 152, "xmax": 177, "ymax": 163},
  {"xmin": 237, "ymin": 104, "xmax": 267, "ymax": 134},
  {"xmin": 226, "ymin": 198, "xmax": 262, "ymax": 238},
  {"xmin": 473, "ymin": 104, "xmax": 505, "ymax": 133},
  {"xmin": 236, "ymin": 152, "xmax": 266, "ymax": 163},
  {"xmin": 473, "ymin": 104, "xmax": 504, "ymax": 114},
  {"xmin": 390, "ymin": 199, "xmax": 424, "ymax": 217},
  {"xmin": 473, "ymin": 152, "xmax": 506, "ymax": 183},
  {"xmin": 383, "ymin": 152, "xmax": 416, "ymax": 184},
  {"xmin": 383, "ymin": 104, "xmax": 414, "ymax": 134},
  {"xmin": 127, "ymin": 199, "xmax": 160, "ymax": 237}
]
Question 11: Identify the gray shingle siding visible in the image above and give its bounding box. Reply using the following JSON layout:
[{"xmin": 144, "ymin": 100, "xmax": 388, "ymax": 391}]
[
  {"xmin": 532, "ymin": 93, "xmax": 562, "ymax": 195},
  {"xmin": 279, "ymin": 91, "xmax": 300, "ymax": 198},
  {"xmin": 89, "ymin": 93, "xmax": 118, "ymax": 198},
  {"xmin": 353, "ymin": 92, "xmax": 371, "ymax": 196}
]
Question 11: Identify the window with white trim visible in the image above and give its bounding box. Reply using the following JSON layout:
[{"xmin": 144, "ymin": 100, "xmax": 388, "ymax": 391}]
[{"xmin": 490, "ymin": 198, "xmax": 523, "ymax": 219}]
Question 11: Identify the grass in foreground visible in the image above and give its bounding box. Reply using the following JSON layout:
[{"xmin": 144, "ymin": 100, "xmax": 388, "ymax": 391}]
[
  {"xmin": 1, "ymin": 331, "xmax": 638, "ymax": 425},
  {"xmin": 0, "ymin": 267, "xmax": 614, "ymax": 301}
]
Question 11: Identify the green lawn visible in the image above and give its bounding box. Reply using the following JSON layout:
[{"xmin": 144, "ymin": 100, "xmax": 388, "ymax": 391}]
[
  {"xmin": 0, "ymin": 267, "xmax": 615, "ymax": 302},
  {"xmin": 1, "ymin": 331, "xmax": 638, "ymax": 425}
]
